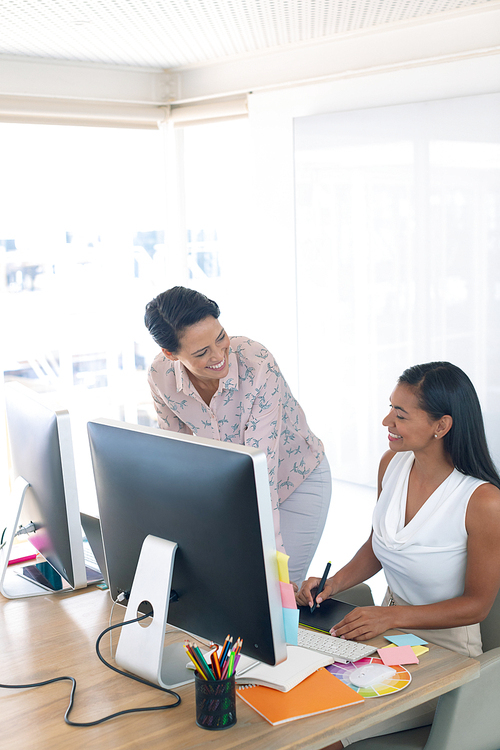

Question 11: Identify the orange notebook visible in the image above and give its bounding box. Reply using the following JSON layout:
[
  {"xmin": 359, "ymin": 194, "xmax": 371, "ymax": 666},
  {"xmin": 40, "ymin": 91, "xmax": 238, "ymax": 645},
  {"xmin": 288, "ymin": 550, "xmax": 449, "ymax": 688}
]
[{"xmin": 237, "ymin": 667, "xmax": 364, "ymax": 725}]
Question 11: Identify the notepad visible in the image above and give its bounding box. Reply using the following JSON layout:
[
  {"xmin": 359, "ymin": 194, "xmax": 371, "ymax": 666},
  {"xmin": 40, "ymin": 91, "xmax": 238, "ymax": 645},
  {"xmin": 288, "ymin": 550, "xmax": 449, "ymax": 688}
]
[
  {"xmin": 236, "ymin": 645, "xmax": 333, "ymax": 692},
  {"xmin": 237, "ymin": 667, "xmax": 364, "ymax": 725},
  {"xmin": 187, "ymin": 645, "xmax": 331, "ymax": 692}
]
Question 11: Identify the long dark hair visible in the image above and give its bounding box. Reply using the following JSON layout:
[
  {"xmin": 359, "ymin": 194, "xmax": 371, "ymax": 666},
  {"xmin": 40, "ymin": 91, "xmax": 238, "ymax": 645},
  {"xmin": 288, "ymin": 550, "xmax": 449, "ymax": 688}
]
[
  {"xmin": 144, "ymin": 286, "xmax": 220, "ymax": 353},
  {"xmin": 399, "ymin": 362, "xmax": 500, "ymax": 488}
]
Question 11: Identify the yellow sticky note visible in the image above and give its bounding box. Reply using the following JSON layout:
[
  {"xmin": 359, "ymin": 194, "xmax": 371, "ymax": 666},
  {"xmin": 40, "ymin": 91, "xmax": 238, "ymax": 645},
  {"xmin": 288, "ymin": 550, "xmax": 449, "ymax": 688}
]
[{"xmin": 276, "ymin": 551, "xmax": 290, "ymax": 584}]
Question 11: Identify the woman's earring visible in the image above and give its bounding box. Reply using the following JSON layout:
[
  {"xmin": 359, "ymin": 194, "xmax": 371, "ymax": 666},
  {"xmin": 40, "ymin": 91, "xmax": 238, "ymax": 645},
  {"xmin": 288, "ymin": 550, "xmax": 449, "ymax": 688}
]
[{"xmin": 434, "ymin": 434, "xmax": 438, "ymax": 438}]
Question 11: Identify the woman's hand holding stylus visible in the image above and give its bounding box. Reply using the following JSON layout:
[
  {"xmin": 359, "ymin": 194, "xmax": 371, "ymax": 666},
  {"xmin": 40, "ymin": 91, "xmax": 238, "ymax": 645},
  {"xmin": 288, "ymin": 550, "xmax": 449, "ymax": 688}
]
[{"xmin": 295, "ymin": 575, "xmax": 337, "ymax": 608}]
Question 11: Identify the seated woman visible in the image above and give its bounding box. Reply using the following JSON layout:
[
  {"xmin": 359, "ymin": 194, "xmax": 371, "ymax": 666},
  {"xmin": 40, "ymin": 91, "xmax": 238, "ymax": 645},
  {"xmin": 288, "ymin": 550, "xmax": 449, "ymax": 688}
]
[
  {"xmin": 144, "ymin": 285, "xmax": 331, "ymax": 585},
  {"xmin": 296, "ymin": 361, "xmax": 500, "ymax": 748}
]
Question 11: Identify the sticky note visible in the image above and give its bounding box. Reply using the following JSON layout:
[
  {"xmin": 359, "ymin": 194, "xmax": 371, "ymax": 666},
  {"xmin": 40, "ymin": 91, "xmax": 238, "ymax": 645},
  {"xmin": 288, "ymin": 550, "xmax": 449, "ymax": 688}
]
[
  {"xmin": 378, "ymin": 645, "xmax": 419, "ymax": 666},
  {"xmin": 385, "ymin": 634, "xmax": 428, "ymax": 647},
  {"xmin": 283, "ymin": 607, "xmax": 299, "ymax": 645},
  {"xmin": 280, "ymin": 581, "xmax": 297, "ymax": 609},
  {"xmin": 276, "ymin": 551, "xmax": 290, "ymax": 584},
  {"xmin": 381, "ymin": 643, "xmax": 429, "ymax": 657}
]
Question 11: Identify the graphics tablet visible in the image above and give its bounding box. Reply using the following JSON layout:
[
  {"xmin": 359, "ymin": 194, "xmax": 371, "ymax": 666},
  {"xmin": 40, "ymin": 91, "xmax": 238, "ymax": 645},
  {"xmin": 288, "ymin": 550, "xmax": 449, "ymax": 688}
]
[{"xmin": 298, "ymin": 597, "xmax": 356, "ymax": 633}]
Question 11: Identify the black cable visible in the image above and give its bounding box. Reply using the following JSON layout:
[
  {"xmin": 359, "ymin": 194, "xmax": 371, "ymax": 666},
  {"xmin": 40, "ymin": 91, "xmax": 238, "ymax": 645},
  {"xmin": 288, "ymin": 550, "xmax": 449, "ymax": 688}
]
[
  {"xmin": 94, "ymin": 610, "xmax": 183, "ymax": 698},
  {"xmin": 0, "ymin": 610, "xmax": 181, "ymax": 726}
]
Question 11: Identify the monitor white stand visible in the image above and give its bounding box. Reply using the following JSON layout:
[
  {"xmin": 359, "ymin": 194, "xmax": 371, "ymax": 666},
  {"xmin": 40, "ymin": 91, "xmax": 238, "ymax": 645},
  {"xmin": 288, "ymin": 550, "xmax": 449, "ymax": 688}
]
[
  {"xmin": 0, "ymin": 476, "xmax": 55, "ymax": 598},
  {"xmin": 114, "ymin": 534, "xmax": 194, "ymax": 689}
]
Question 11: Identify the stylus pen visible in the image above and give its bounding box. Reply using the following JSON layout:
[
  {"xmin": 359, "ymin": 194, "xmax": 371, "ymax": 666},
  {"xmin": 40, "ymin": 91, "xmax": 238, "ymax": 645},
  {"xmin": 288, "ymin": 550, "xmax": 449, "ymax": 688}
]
[{"xmin": 310, "ymin": 561, "xmax": 331, "ymax": 613}]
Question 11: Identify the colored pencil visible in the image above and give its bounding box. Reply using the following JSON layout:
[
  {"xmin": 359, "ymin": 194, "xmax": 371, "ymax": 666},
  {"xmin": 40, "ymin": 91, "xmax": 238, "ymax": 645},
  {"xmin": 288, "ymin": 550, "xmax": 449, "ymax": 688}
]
[
  {"xmin": 210, "ymin": 646, "xmax": 222, "ymax": 679},
  {"xmin": 226, "ymin": 650, "xmax": 236, "ymax": 678},
  {"xmin": 193, "ymin": 644, "xmax": 215, "ymax": 680},
  {"xmin": 184, "ymin": 643, "xmax": 208, "ymax": 679}
]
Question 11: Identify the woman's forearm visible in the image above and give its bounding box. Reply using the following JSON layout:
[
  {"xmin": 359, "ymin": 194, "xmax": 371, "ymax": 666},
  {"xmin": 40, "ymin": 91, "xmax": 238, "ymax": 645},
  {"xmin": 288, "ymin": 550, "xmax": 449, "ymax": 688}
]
[
  {"xmin": 296, "ymin": 535, "xmax": 382, "ymax": 608},
  {"xmin": 387, "ymin": 594, "xmax": 491, "ymax": 631},
  {"xmin": 327, "ymin": 537, "xmax": 382, "ymax": 596}
]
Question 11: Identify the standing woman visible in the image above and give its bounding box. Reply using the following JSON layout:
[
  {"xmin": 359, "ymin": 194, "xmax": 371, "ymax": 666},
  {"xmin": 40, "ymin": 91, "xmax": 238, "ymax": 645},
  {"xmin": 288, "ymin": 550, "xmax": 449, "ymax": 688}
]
[
  {"xmin": 144, "ymin": 286, "xmax": 331, "ymax": 585},
  {"xmin": 297, "ymin": 361, "xmax": 500, "ymax": 748}
]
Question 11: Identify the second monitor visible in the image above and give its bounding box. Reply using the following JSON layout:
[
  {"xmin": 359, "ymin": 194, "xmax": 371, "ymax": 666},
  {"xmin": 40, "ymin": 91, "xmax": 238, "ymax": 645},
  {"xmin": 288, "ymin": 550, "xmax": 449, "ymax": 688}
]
[{"xmin": 2, "ymin": 382, "xmax": 102, "ymax": 598}]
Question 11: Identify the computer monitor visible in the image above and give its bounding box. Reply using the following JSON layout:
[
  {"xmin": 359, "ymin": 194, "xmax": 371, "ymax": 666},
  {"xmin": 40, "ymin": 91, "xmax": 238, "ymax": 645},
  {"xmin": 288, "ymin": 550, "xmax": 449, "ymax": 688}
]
[
  {"xmin": 1, "ymin": 382, "xmax": 100, "ymax": 598},
  {"xmin": 87, "ymin": 418, "xmax": 287, "ymax": 689}
]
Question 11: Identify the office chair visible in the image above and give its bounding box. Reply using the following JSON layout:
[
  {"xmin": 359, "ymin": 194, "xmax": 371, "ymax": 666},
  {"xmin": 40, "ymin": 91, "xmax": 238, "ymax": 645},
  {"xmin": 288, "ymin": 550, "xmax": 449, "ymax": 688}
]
[
  {"xmin": 335, "ymin": 583, "xmax": 375, "ymax": 608},
  {"xmin": 479, "ymin": 584, "xmax": 500, "ymax": 652},
  {"xmin": 348, "ymin": 586, "xmax": 500, "ymax": 750}
]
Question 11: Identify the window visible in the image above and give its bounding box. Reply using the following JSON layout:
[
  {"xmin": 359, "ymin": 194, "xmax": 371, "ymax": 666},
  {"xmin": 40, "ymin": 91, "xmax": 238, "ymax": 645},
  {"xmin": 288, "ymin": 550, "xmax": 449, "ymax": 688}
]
[
  {"xmin": 294, "ymin": 93, "xmax": 500, "ymax": 486},
  {"xmin": 1, "ymin": 119, "xmax": 252, "ymax": 509}
]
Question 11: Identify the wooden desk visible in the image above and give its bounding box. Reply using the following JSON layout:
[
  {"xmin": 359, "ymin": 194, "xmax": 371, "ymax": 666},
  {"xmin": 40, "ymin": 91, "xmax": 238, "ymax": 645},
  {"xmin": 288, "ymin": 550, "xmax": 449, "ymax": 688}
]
[{"xmin": 0, "ymin": 587, "xmax": 479, "ymax": 750}]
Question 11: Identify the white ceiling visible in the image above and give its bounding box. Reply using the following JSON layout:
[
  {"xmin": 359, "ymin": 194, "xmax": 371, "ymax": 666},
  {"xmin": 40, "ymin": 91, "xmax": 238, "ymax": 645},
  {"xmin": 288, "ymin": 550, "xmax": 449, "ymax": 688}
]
[{"xmin": 0, "ymin": 0, "xmax": 496, "ymax": 71}]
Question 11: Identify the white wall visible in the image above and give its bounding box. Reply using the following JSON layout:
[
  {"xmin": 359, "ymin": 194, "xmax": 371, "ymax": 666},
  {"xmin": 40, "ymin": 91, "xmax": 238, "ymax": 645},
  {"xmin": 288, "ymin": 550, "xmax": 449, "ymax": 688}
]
[
  {"xmin": 246, "ymin": 54, "xmax": 500, "ymax": 583},
  {"xmin": 247, "ymin": 51, "xmax": 500, "ymax": 425}
]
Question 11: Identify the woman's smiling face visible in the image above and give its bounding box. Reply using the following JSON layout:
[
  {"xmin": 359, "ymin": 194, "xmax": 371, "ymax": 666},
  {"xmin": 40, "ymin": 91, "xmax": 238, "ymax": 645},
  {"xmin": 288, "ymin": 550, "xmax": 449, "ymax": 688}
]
[
  {"xmin": 382, "ymin": 383, "xmax": 439, "ymax": 454},
  {"xmin": 163, "ymin": 316, "xmax": 230, "ymax": 383}
]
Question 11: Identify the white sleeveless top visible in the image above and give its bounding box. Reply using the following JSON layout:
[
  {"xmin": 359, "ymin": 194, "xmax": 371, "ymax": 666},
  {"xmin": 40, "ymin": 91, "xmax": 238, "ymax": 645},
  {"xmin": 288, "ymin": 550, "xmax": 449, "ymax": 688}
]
[{"xmin": 372, "ymin": 451, "xmax": 485, "ymax": 606}]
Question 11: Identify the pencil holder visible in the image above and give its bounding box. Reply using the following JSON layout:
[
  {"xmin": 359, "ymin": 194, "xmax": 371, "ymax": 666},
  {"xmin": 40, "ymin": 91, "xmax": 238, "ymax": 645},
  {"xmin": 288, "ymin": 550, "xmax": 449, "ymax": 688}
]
[{"xmin": 194, "ymin": 672, "xmax": 237, "ymax": 730}]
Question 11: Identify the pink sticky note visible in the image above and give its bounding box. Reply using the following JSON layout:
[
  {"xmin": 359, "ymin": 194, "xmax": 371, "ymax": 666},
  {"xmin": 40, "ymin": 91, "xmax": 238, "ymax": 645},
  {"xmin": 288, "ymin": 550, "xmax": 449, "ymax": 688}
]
[
  {"xmin": 280, "ymin": 581, "xmax": 297, "ymax": 609},
  {"xmin": 378, "ymin": 645, "xmax": 419, "ymax": 666}
]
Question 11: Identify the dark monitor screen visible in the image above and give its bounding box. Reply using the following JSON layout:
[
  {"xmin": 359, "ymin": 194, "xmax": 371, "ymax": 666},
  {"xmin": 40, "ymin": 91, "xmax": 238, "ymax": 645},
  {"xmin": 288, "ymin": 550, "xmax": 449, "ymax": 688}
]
[
  {"xmin": 2, "ymin": 382, "xmax": 88, "ymax": 596},
  {"xmin": 87, "ymin": 418, "xmax": 287, "ymax": 671}
]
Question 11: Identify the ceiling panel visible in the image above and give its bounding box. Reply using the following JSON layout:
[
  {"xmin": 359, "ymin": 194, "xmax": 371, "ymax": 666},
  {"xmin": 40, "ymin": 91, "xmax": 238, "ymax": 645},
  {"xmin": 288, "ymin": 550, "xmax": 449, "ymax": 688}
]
[{"xmin": 0, "ymin": 0, "xmax": 495, "ymax": 70}]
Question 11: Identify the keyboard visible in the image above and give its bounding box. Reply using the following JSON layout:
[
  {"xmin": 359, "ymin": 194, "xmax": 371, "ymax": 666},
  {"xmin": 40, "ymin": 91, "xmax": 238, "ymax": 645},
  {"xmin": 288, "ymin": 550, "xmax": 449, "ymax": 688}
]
[{"xmin": 297, "ymin": 628, "xmax": 377, "ymax": 664}]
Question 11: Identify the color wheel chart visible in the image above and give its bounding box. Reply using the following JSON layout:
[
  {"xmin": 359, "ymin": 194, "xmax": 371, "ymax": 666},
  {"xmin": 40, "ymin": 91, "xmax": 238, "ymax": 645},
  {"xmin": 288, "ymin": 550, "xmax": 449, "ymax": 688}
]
[{"xmin": 327, "ymin": 658, "xmax": 411, "ymax": 698}]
